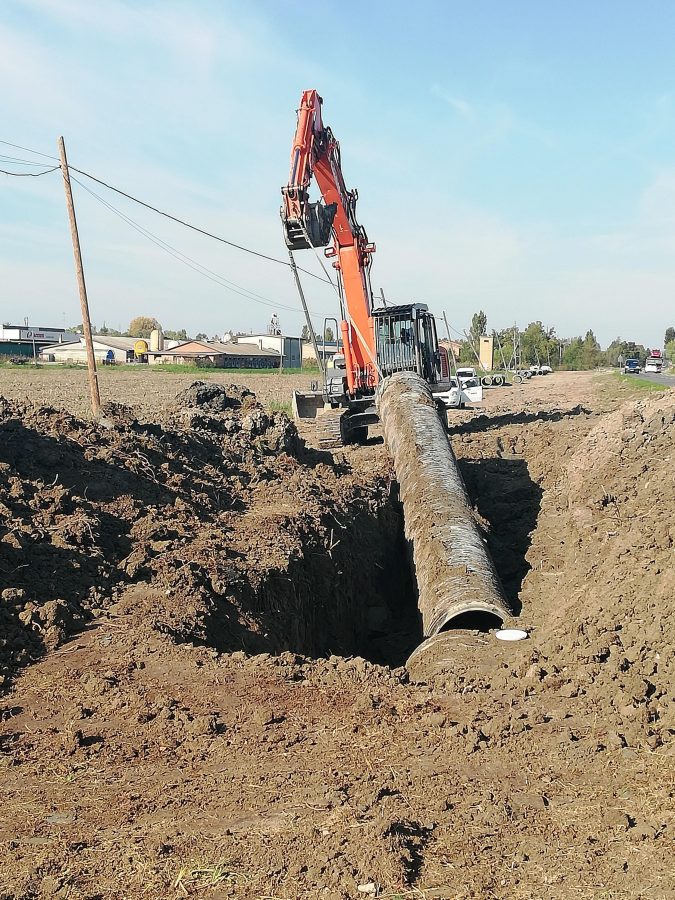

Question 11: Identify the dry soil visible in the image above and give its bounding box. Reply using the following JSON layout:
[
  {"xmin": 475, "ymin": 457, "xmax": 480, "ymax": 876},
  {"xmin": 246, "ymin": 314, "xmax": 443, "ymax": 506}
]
[{"xmin": 0, "ymin": 368, "xmax": 673, "ymax": 899}]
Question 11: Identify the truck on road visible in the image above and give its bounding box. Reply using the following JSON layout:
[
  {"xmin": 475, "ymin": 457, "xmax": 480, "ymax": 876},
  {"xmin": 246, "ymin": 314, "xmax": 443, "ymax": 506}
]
[{"xmin": 645, "ymin": 350, "xmax": 663, "ymax": 374}]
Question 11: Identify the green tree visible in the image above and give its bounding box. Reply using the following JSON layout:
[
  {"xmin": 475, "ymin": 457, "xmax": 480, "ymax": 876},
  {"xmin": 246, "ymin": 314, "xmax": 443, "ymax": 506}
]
[
  {"xmin": 581, "ymin": 330, "xmax": 601, "ymax": 369},
  {"xmin": 562, "ymin": 337, "xmax": 584, "ymax": 370},
  {"xmin": 494, "ymin": 328, "xmax": 517, "ymax": 368},
  {"xmin": 324, "ymin": 325, "xmax": 335, "ymax": 342},
  {"xmin": 163, "ymin": 328, "xmax": 188, "ymax": 341},
  {"xmin": 469, "ymin": 310, "xmax": 487, "ymax": 343},
  {"xmin": 665, "ymin": 339, "xmax": 675, "ymax": 364},
  {"xmin": 601, "ymin": 337, "xmax": 648, "ymax": 367},
  {"xmin": 458, "ymin": 340, "xmax": 477, "ymax": 365},
  {"xmin": 520, "ymin": 321, "xmax": 549, "ymax": 365},
  {"xmin": 665, "ymin": 326, "xmax": 675, "ymax": 346},
  {"xmin": 98, "ymin": 322, "xmax": 122, "ymax": 336},
  {"xmin": 127, "ymin": 316, "xmax": 160, "ymax": 338},
  {"xmin": 301, "ymin": 324, "xmax": 311, "ymax": 341}
]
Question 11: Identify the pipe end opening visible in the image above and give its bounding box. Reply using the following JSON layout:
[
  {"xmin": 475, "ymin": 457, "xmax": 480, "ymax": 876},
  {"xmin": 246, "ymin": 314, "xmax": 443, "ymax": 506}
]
[{"xmin": 438, "ymin": 610, "xmax": 504, "ymax": 633}]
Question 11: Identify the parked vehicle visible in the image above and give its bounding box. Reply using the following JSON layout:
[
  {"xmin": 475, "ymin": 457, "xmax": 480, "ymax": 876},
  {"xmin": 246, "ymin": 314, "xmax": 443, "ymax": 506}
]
[
  {"xmin": 645, "ymin": 350, "xmax": 663, "ymax": 374},
  {"xmin": 435, "ymin": 375, "xmax": 483, "ymax": 409},
  {"xmin": 455, "ymin": 367, "xmax": 477, "ymax": 380}
]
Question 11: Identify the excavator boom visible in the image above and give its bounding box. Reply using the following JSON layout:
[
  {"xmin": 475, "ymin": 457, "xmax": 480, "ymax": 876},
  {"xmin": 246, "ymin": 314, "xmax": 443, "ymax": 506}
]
[{"xmin": 282, "ymin": 89, "xmax": 377, "ymax": 394}]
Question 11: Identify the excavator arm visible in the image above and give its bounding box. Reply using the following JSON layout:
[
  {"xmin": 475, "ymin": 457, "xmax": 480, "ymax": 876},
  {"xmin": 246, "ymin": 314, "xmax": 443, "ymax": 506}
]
[{"xmin": 281, "ymin": 89, "xmax": 377, "ymax": 394}]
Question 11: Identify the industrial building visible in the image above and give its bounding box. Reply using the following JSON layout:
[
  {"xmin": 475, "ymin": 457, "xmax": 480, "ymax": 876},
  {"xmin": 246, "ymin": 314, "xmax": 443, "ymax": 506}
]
[
  {"xmin": 1, "ymin": 324, "xmax": 80, "ymax": 358},
  {"xmin": 154, "ymin": 339, "xmax": 280, "ymax": 368},
  {"xmin": 231, "ymin": 333, "xmax": 302, "ymax": 368},
  {"xmin": 40, "ymin": 334, "xmax": 280, "ymax": 368},
  {"xmin": 40, "ymin": 335, "xmax": 144, "ymax": 364}
]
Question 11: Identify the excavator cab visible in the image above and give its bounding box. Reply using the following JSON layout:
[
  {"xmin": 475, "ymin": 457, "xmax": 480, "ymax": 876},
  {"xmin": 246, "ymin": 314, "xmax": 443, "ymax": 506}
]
[{"xmin": 373, "ymin": 304, "xmax": 443, "ymax": 385}]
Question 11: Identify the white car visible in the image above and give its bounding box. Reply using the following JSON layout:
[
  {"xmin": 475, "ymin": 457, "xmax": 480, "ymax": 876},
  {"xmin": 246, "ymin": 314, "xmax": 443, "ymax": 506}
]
[
  {"xmin": 455, "ymin": 367, "xmax": 477, "ymax": 380},
  {"xmin": 434, "ymin": 375, "xmax": 483, "ymax": 409}
]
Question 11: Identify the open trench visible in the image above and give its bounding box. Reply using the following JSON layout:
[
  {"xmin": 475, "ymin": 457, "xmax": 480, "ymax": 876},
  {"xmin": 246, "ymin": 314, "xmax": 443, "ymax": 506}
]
[{"xmin": 215, "ymin": 444, "xmax": 542, "ymax": 669}]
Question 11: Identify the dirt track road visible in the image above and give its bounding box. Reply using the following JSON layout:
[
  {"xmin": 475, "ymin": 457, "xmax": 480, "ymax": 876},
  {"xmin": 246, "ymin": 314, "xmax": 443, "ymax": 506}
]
[{"xmin": 1, "ymin": 368, "xmax": 673, "ymax": 898}]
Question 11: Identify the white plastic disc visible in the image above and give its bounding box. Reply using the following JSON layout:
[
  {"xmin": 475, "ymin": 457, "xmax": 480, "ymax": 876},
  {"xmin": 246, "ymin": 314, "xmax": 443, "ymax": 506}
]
[{"xmin": 495, "ymin": 628, "xmax": 529, "ymax": 642}]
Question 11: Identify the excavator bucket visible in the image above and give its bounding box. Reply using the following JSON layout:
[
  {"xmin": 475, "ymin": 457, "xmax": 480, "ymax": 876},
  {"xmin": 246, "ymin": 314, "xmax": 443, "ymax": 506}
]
[
  {"xmin": 282, "ymin": 202, "xmax": 337, "ymax": 251},
  {"xmin": 291, "ymin": 390, "xmax": 325, "ymax": 421}
]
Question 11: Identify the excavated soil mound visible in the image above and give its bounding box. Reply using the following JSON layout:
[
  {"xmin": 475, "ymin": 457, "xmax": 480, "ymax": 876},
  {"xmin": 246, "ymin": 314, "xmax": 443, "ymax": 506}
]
[
  {"xmin": 437, "ymin": 393, "xmax": 675, "ymax": 750},
  {"xmin": 0, "ymin": 386, "xmax": 403, "ymax": 692},
  {"xmin": 0, "ymin": 381, "xmax": 673, "ymax": 898}
]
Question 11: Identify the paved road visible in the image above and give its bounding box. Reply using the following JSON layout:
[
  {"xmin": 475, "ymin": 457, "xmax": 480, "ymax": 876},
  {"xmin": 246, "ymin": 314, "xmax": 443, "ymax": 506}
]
[{"xmin": 633, "ymin": 371, "xmax": 675, "ymax": 388}]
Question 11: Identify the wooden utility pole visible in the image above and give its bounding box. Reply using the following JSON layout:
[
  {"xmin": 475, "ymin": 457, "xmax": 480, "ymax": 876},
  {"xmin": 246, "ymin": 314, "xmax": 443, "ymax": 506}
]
[
  {"xmin": 57, "ymin": 136, "xmax": 101, "ymax": 417},
  {"xmin": 442, "ymin": 310, "xmax": 452, "ymax": 342},
  {"xmin": 288, "ymin": 250, "xmax": 324, "ymax": 377}
]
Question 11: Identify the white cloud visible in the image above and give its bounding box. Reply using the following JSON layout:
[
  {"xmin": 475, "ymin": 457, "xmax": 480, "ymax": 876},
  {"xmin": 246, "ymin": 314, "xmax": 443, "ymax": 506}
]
[{"xmin": 431, "ymin": 84, "xmax": 473, "ymax": 118}]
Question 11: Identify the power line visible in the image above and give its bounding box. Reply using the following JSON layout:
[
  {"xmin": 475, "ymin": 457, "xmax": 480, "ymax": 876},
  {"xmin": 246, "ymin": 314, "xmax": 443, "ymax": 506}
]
[
  {"xmin": 0, "ymin": 154, "xmax": 55, "ymax": 166},
  {"xmin": 1, "ymin": 165, "xmax": 60, "ymax": 177},
  {"xmin": 1, "ymin": 136, "xmax": 335, "ymax": 285},
  {"xmin": 69, "ymin": 164, "xmax": 332, "ymax": 285},
  {"xmin": 0, "ymin": 139, "xmax": 59, "ymax": 161},
  {"xmin": 70, "ymin": 174, "xmax": 330, "ymax": 317}
]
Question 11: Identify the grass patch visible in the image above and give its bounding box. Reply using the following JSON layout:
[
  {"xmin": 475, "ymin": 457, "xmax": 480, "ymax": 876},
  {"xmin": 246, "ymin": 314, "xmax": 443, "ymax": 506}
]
[
  {"xmin": 609, "ymin": 371, "xmax": 667, "ymax": 392},
  {"xmin": 268, "ymin": 399, "xmax": 292, "ymax": 416},
  {"xmin": 173, "ymin": 861, "xmax": 242, "ymax": 893},
  {"xmin": 595, "ymin": 370, "xmax": 668, "ymax": 405}
]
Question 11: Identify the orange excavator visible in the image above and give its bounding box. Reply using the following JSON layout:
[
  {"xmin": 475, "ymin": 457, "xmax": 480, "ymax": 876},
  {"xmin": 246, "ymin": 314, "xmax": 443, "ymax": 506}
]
[
  {"xmin": 282, "ymin": 89, "xmax": 452, "ymax": 445},
  {"xmin": 281, "ymin": 90, "xmax": 516, "ymax": 663}
]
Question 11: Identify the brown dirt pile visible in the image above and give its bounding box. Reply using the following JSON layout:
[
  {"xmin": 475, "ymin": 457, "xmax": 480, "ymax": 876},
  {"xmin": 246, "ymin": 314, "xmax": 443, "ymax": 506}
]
[
  {"xmin": 0, "ymin": 384, "xmax": 395, "ymax": 691},
  {"xmin": 1, "ymin": 382, "xmax": 674, "ymax": 898},
  {"xmin": 445, "ymin": 393, "xmax": 674, "ymax": 751}
]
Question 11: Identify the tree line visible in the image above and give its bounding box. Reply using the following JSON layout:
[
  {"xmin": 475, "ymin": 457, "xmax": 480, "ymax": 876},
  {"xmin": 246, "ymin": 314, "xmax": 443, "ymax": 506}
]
[
  {"xmin": 71, "ymin": 316, "xmax": 208, "ymax": 342},
  {"xmin": 455, "ymin": 311, "xmax": 674, "ymax": 370}
]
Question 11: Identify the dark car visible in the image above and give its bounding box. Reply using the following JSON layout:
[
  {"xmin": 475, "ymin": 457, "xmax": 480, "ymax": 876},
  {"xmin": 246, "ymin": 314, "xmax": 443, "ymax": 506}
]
[{"xmin": 623, "ymin": 359, "xmax": 641, "ymax": 374}]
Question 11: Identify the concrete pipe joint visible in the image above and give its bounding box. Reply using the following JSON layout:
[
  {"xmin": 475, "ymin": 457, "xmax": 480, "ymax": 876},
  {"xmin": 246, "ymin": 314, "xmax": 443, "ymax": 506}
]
[{"xmin": 375, "ymin": 372, "xmax": 514, "ymax": 664}]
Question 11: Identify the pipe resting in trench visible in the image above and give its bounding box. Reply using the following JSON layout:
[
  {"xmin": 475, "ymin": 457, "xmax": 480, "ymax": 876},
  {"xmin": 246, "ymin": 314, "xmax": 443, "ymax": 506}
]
[{"xmin": 375, "ymin": 372, "xmax": 514, "ymax": 657}]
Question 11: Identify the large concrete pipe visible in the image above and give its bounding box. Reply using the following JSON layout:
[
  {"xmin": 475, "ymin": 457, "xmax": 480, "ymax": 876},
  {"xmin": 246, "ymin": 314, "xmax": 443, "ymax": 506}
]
[{"xmin": 375, "ymin": 372, "xmax": 514, "ymax": 656}]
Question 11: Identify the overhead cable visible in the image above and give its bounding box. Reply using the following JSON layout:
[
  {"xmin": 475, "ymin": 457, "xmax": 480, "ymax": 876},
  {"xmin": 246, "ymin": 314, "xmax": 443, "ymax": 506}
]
[
  {"xmin": 70, "ymin": 174, "xmax": 328, "ymax": 317},
  {"xmin": 0, "ymin": 140, "xmax": 59, "ymax": 160},
  {"xmin": 68, "ymin": 164, "xmax": 332, "ymax": 285},
  {"xmin": 1, "ymin": 165, "xmax": 60, "ymax": 177},
  {"xmin": 1, "ymin": 136, "xmax": 334, "ymax": 286}
]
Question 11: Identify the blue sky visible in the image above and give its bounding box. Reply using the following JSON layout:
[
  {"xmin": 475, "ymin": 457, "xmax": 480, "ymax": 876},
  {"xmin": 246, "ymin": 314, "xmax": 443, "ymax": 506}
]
[{"xmin": 2, "ymin": 0, "xmax": 675, "ymax": 346}]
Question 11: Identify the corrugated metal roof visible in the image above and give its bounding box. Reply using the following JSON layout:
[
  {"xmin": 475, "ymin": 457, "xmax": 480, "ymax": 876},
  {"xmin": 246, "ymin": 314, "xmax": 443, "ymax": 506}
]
[
  {"xmin": 43, "ymin": 337, "xmax": 279, "ymax": 357},
  {"xmin": 44, "ymin": 335, "xmax": 139, "ymax": 351},
  {"xmin": 168, "ymin": 340, "xmax": 279, "ymax": 357}
]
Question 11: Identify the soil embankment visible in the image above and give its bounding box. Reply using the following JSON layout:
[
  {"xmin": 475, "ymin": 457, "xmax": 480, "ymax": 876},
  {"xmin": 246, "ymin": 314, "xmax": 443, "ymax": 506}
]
[{"xmin": 0, "ymin": 372, "xmax": 673, "ymax": 898}]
